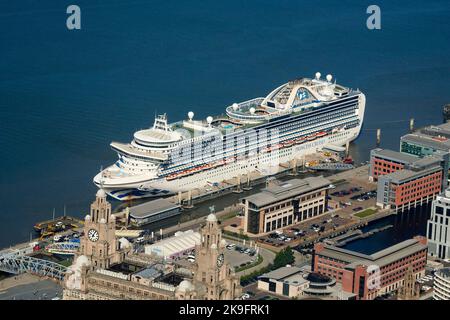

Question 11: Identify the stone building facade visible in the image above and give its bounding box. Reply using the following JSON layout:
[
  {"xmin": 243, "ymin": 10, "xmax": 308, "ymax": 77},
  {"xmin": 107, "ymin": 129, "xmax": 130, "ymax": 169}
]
[{"xmin": 63, "ymin": 190, "xmax": 241, "ymax": 300}]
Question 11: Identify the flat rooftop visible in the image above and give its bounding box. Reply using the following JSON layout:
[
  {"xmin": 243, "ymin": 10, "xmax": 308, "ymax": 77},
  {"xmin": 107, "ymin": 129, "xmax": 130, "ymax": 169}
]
[
  {"xmin": 133, "ymin": 263, "xmax": 165, "ymax": 280},
  {"xmin": 316, "ymin": 237, "xmax": 427, "ymax": 269},
  {"xmin": 259, "ymin": 266, "xmax": 304, "ymax": 282},
  {"xmin": 107, "ymin": 261, "xmax": 146, "ymax": 275},
  {"xmin": 371, "ymin": 148, "xmax": 418, "ymax": 164},
  {"xmin": 383, "ymin": 165, "xmax": 442, "ymax": 183},
  {"xmin": 419, "ymin": 122, "xmax": 450, "ymax": 138},
  {"xmin": 244, "ymin": 176, "xmax": 330, "ymax": 207},
  {"xmin": 402, "ymin": 133, "xmax": 450, "ymax": 150},
  {"xmin": 129, "ymin": 198, "xmax": 181, "ymax": 219}
]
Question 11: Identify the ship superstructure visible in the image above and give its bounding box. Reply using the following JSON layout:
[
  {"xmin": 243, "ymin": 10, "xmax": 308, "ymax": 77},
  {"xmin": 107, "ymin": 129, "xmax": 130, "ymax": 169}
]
[{"xmin": 94, "ymin": 73, "xmax": 366, "ymax": 200}]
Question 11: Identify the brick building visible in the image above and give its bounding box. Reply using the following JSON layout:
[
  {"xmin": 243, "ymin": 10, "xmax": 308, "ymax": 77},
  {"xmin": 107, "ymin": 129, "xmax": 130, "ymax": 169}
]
[
  {"xmin": 369, "ymin": 148, "xmax": 418, "ymax": 181},
  {"xmin": 312, "ymin": 236, "xmax": 427, "ymax": 300},
  {"xmin": 376, "ymin": 160, "xmax": 444, "ymax": 212}
]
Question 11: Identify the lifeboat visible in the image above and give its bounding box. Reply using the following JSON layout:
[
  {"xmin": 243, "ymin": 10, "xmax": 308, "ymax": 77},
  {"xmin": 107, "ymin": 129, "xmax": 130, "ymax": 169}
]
[
  {"xmin": 282, "ymin": 140, "xmax": 294, "ymax": 148},
  {"xmin": 295, "ymin": 137, "xmax": 306, "ymax": 144},
  {"xmin": 315, "ymin": 131, "xmax": 327, "ymax": 138}
]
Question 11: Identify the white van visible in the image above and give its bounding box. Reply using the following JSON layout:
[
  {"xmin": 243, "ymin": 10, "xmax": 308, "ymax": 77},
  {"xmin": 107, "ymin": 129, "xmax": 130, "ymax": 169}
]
[{"xmin": 135, "ymin": 237, "xmax": 145, "ymax": 243}]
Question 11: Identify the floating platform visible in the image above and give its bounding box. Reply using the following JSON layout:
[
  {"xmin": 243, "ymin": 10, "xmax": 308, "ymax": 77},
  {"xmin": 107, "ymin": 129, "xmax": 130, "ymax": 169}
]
[
  {"xmin": 127, "ymin": 198, "xmax": 182, "ymax": 227},
  {"xmin": 33, "ymin": 216, "xmax": 83, "ymax": 234}
]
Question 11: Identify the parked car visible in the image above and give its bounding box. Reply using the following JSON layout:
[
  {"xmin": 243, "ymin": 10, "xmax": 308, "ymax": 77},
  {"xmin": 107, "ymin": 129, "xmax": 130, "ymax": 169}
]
[
  {"xmin": 269, "ymin": 233, "xmax": 278, "ymax": 239},
  {"xmin": 241, "ymin": 293, "xmax": 250, "ymax": 300},
  {"xmin": 135, "ymin": 236, "xmax": 145, "ymax": 243}
]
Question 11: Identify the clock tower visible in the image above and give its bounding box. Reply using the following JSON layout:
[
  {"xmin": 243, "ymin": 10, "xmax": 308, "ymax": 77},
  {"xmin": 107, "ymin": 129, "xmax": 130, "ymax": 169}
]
[
  {"xmin": 194, "ymin": 213, "xmax": 241, "ymax": 300},
  {"xmin": 80, "ymin": 188, "xmax": 122, "ymax": 270}
]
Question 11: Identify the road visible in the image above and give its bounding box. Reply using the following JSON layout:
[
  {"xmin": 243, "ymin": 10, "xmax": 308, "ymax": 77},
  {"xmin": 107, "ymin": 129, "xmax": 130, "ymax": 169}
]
[{"xmin": 0, "ymin": 278, "xmax": 63, "ymax": 300}]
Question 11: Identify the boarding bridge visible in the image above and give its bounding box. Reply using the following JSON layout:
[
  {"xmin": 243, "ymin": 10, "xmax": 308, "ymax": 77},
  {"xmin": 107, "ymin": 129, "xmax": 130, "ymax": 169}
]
[
  {"xmin": 0, "ymin": 249, "xmax": 68, "ymax": 281},
  {"xmin": 45, "ymin": 242, "xmax": 80, "ymax": 255}
]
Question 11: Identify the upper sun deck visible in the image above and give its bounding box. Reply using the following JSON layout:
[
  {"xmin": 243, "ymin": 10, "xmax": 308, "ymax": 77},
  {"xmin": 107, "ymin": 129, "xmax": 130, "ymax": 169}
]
[
  {"xmin": 122, "ymin": 74, "xmax": 356, "ymax": 150},
  {"xmin": 163, "ymin": 73, "xmax": 356, "ymax": 139},
  {"xmin": 224, "ymin": 73, "xmax": 351, "ymax": 125}
]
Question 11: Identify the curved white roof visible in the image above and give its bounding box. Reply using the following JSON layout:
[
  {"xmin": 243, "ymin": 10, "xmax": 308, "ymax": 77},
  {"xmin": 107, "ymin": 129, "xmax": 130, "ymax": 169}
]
[
  {"xmin": 134, "ymin": 128, "xmax": 182, "ymax": 144},
  {"xmin": 144, "ymin": 230, "xmax": 201, "ymax": 258}
]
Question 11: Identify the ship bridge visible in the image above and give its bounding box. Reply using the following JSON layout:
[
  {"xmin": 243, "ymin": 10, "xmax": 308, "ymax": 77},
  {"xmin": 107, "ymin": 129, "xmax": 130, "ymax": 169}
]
[{"xmin": 133, "ymin": 114, "xmax": 183, "ymax": 148}]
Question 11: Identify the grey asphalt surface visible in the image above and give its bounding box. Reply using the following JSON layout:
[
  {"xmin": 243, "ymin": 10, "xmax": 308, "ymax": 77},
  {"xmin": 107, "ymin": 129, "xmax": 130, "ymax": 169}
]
[{"xmin": 0, "ymin": 279, "xmax": 63, "ymax": 300}]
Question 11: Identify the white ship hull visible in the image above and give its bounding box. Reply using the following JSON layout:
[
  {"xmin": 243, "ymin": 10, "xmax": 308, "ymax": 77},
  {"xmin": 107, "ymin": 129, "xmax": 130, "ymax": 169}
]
[
  {"xmin": 99, "ymin": 124, "xmax": 362, "ymax": 200},
  {"xmin": 94, "ymin": 75, "xmax": 366, "ymax": 201}
]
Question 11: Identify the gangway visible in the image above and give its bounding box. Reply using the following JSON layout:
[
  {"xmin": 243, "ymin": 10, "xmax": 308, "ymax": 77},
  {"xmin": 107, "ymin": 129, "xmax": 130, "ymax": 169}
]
[
  {"xmin": 0, "ymin": 250, "xmax": 68, "ymax": 281},
  {"xmin": 45, "ymin": 242, "xmax": 80, "ymax": 255}
]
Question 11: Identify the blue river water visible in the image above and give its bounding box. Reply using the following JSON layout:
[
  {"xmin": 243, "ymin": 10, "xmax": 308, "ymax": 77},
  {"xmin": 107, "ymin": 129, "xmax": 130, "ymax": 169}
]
[{"xmin": 0, "ymin": 1, "xmax": 449, "ymax": 247}]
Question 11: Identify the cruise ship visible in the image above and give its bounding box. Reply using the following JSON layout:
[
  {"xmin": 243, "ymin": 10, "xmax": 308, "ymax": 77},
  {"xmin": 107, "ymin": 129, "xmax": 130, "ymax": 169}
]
[{"xmin": 94, "ymin": 73, "xmax": 366, "ymax": 200}]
